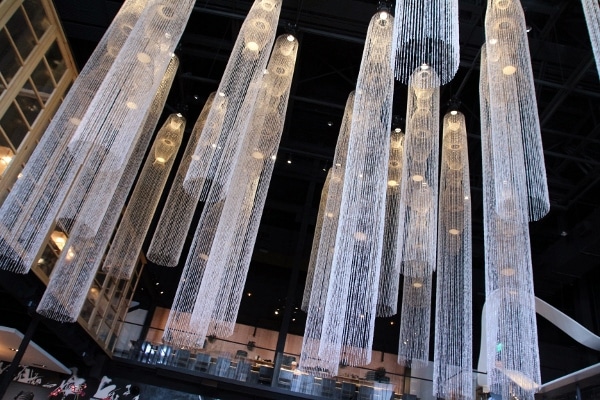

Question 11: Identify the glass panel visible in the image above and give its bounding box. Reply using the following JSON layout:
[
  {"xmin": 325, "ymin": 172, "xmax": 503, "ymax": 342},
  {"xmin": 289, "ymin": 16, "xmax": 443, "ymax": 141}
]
[
  {"xmin": 0, "ymin": 129, "xmax": 15, "ymax": 176},
  {"xmin": 80, "ymin": 298, "xmax": 95, "ymax": 322},
  {"xmin": 36, "ymin": 245, "xmax": 58, "ymax": 277},
  {"xmin": 45, "ymin": 41, "xmax": 66, "ymax": 83},
  {"xmin": 0, "ymin": 29, "xmax": 21, "ymax": 84},
  {"xmin": 31, "ymin": 58, "xmax": 54, "ymax": 101},
  {"xmin": 22, "ymin": 0, "xmax": 51, "ymax": 39},
  {"xmin": 6, "ymin": 8, "xmax": 36, "ymax": 61},
  {"xmin": 16, "ymin": 79, "xmax": 43, "ymax": 125},
  {"xmin": 1, "ymin": 102, "xmax": 29, "ymax": 149}
]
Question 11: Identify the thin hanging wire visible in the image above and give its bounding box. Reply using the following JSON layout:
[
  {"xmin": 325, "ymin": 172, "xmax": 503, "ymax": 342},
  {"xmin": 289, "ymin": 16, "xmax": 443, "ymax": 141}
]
[
  {"xmin": 433, "ymin": 111, "xmax": 473, "ymax": 399},
  {"xmin": 392, "ymin": 0, "xmax": 460, "ymax": 86},
  {"xmin": 146, "ymin": 93, "xmax": 220, "ymax": 267},
  {"xmin": 484, "ymin": 0, "xmax": 549, "ymax": 221},
  {"xmin": 36, "ymin": 59, "xmax": 179, "ymax": 322},
  {"xmin": 319, "ymin": 10, "xmax": 394, "ymax": 368},
  {"xmin": 377, "ymin": 130, "xmax": 404, "ymax": 317},
  {"xmin": 581, "ymin": 0, "xmax": 600, "ymax": 78},
  {"xmin": 299, "ymin": 92, "xmax": 354, "ymax": 377},
  {"xmin": 396, "ymin": 65, "xmax": 440, "ymax": 368},
  {"xmin": 480, "ymin": 45, "xmax": 541, "ymax": 400},
  {"xmin": 103, "ymin": 114, "xmax": 185, "ymax": 279}
]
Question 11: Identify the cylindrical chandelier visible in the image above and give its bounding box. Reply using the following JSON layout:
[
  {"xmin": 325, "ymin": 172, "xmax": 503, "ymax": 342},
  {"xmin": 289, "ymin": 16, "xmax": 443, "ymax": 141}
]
[
  {"xmin": 480, "ymin": 45, "xmax": 541, "ymax": 400},
  {"xmin": 103, "ymin": 113, "xmax": 185, "ymax": 279},
  {"xmin": 36, "ymin": 59, "xmax": 180, "ymax": 322},
  {"xmin": 319, "ymin": 10, "xmax": 394, "ymax": 368},
  {"xmin": 393, "ymin": 0, "xmax": 459, "ymax": 86},
  {"xmin": 147, "ymin": 93, "xmax": 220, "ymax": 267},
  {"xmin": 433, "ymin": 110, "xmax": 473, "ymax": 399},
  {"xmin": 300, "ymin": 92, "xmax": 354, "ymax": 377},
  {"xmin": 0, "ymin": 0, "xmax": 195, "ymax": 273},
  {"xmin": 377, "ymin": 130, "xmax": 404, "ymax": 317}
]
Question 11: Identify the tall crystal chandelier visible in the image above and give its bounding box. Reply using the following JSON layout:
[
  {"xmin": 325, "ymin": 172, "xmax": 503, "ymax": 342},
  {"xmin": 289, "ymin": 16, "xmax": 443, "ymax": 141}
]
[
  {"xmin": 319, "ymin": 10, "xmax": 394, "ymax": 368},
  {"xmin": 299, "ymin": 93, "xmax": 354, "ymax": 377},
  {"xmin": 0, "ymin": 0, "xmax": 194, "ymax": 274},
  {"xmin": 377, "ymin": 130, "xmax": 404, "ymax": 317},
  {"xmin": 36, "ymin": 60, "xmax": 180, "ymax": 322},
  {"xmin": 393, "ymin": 0, "xmax": 460, "ymax": 86},
  {"xmin": 183, "ymin": 0, "xmax": 281, "ymax": 200},
  {"xmin": 396, "ymin": 65, "xmax": 440, "ymax": 368},
  {"xmin": 480, "ymin": 45, "xmax": 541, "ymax": 400},
  {"xmin": 581, "ymin": 0, "xmax": 600, "ymax": 78},
  {"xmin": 302, "ymin": 170, "xmax": 332, "ymax": 312},
  {"xmin": 164, "ymin": 34, "xmax": 298, "ymax": 348},
  {"xmin": 484, "ymin": 0, "xmax": 549, "ymax": 221},
  {"xmin": 433, "ymin": 111, "xmax": 473, "ymax": 399},
  {"xmin": 147, "ymin": 93, "xmax": 221, "ymax": 267},
  {"xmin": 103, "ymin": 114, "xmax": 185, "ymax": 279}
]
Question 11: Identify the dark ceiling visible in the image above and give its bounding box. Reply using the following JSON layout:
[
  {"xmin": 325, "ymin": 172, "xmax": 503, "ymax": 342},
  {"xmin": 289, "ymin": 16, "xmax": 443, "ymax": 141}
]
[{"xmin": 3, "ymin": 0, "xmax": 600, "ymax": 385}]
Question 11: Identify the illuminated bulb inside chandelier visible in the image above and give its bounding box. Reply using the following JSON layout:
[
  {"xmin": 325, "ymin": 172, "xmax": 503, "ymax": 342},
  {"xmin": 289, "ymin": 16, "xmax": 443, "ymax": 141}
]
[
  {"xmin": 260, "ymin": 0, "xmax": 275, "ymax": 11},
  {"xmin": 500, "ymin": 267, "xmax": 516, "ymax": 276},
  {"xmin": 354, "ymin": 231, "xmax": 367, "ymax": 241},
  {"xmin": 137, "ymin": 52, "xmax": 151, "ymax": 63},
  {"xmin": 502, "ymin": 65, "xmax": 517, "ymax": 75},
  {"xmin": 69, "ymin": 117, "xmax": 81, "ymax": 126},
  {"xmin": 412, "ymin": 281, "xmax": 423, "ymax": 288},
  {"xmin": 126, "ymin": 101, "xmax": 138, "ymax": 109},
  {"xmin": 448, "ymin": 228, "xmax": 460, "ymax": 235},
  {"xmin": 495, "ymin": 0, "xmax": 511, "ymax": 9},
  {"xmin": 380, "ymin": 11, "xmax": 388, "ymax": 20},
  {"xmin": 251, "ymin": 151, "xmax": 264, "ymax": 159},
  {"xmin": 287, "ymin": 34, "xmax": 295, "ymax": 41},
  {"xmin": 450, "ymin": 110, "xmax": 458, "ymax": 116},
  {"xmin": 388, "ymin": 179, "xmax": 399, "ymax": 187},
  {"xmin": 412, "ymin": 174, "xmax": 424, "ymax": 182},
  {"xmin": 246, "ymin": 41, "xmax": 260, "ymax": 51}
]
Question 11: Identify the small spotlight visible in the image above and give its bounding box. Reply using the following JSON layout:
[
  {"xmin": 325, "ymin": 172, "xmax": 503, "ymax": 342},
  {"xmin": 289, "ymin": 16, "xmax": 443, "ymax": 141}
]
[
  {"xmin": 327, "ymin": 121, "xmax": 333, "ymax": 127},
  {"xmin": 274, "ymin": 310, "xmax": 279, "ymax": 315},
  {"xmin": 160, "ymin": 291, "xmax": 164, "ymax": 295},
  {"xmin": 526, "ymin": 25, "xmax": 532, "ymax": 33}
]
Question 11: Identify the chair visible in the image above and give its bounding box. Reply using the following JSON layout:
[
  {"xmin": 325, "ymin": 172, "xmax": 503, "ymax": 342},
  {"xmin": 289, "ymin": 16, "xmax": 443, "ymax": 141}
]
[
  {"xmin": 234, "ymin": 360, "xmax": 251, "ymax": 381},
  {"xmin": 299, "ymin": 374, "xmax": 314, "ymax": 394},
  {"xmin": 258, "ymin": 365, "xmax": 274, "ymax": 385},
  {"xmin": 193, "ymin": 353, "xmax": 211, "ymax": 372},
  {"xmin": 320, "ymin": 377, "xmax": 337, "ymax": 398},
  {"xmin": 358, "ymin": 385, "xmax": 375, "ymax": 400},
  {"xmin": 214, "ymin": 356, "xmax": 231, "ymax": 377},
  {"xmin": 172, "ymin": 349, "xmax": 191, "ymax": 368},
  {"xmin": 278, "ymin": 369, "xmax": 294, "ymax": 389},
  {"xmin": 341, "ymin": 382, "xmax": 357, "ymax": 400}
]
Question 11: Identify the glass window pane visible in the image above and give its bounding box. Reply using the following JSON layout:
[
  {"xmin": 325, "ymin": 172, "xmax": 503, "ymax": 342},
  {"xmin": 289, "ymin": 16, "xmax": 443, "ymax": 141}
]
[
  {"xmin": 45, "ymin": 41, "xmax": 66, "ymax": 83},
  {"xmin": 5, "ymin": 8, "xmax": 36, "ymax": 61},
  {"xmin": 0, "ymin": 129, "xmax": 15, "ymax": 176},
  {"xmin": 22, "ymin": 0, "xmax": 50, "ymax": 39},
  {"xmin": 1, "ymin": 102, "xmax": 29, "ymax": 149},
  {"xmin": 16, "ymin": 79, "xmax": 43, "ymax": 125},
  {"xmin": 0, "ymin": 29, "xmax": 21, "ymax": 84},
  {"xmin": 31, "ymin": 58, "xmax": 54, "ymax": 102}
]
